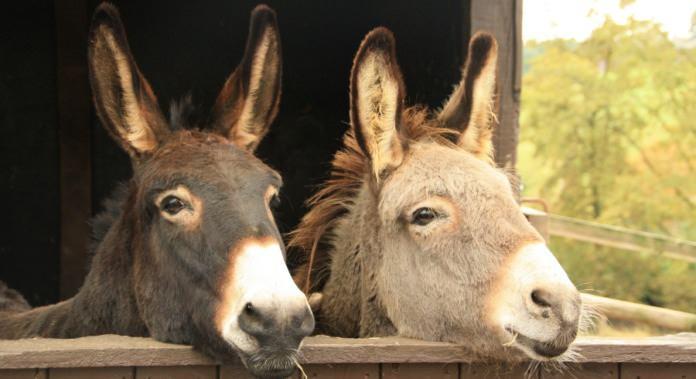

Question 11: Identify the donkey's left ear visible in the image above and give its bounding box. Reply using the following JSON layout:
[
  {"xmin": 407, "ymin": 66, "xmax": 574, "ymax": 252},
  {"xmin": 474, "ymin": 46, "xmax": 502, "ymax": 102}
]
[
  {"xmin": 437, "ymin": 32, "xmax": 498, "ymax": 160},
  {"xmin": 211, "ymin": 5, "xmax": 282, "ymax": 152}
]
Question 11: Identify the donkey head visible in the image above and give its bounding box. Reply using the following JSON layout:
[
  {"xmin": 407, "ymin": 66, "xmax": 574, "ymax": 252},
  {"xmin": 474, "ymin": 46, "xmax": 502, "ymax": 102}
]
[
  {"xmin": 88, "ymin": 4, "xmax": 312, "ymax": 376},
  {"xmin": 348, "ymin": 28, "xmax": 580, "ymax": 360}
]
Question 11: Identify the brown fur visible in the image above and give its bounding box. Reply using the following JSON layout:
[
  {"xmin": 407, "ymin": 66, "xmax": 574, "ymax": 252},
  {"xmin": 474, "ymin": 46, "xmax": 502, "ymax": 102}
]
[{"xmin": 0, "ymin": 4, "xmax": 312, "ymax": 378}]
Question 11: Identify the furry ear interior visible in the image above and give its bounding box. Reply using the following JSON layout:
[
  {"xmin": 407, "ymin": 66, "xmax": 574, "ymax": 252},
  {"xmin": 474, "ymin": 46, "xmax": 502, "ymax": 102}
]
[
  {"xmin": 349, "ymin": 27, "xmax": 406, "ymax": 179},
  {"xmin": 437, "ymin": 32, "xmax": 498, "ymax": 160},
  {"xmin": 211, "ymin": 5, "xmax": 282, "ymax": 152},
  {"xmin": 87, "ymin": 3, "xmax": 169, "ymax": 157}
]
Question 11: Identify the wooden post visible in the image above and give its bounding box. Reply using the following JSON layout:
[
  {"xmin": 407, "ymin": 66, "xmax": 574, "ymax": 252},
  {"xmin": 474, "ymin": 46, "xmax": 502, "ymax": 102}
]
[
  {"xmin": 469, "ymin": 0, "xmax": 523, "ymax": 169},
  {"xmin": 55, "ymin": 0, "xmax": 92, "ymax": 298},
  {"xmin": 582, "ymin": 293, "xmax": 696, "ymax": 332}
]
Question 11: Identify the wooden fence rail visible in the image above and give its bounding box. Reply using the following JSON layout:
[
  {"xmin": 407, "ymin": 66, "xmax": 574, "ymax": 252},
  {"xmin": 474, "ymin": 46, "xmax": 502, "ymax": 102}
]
[
  {"xmin": 1, "ymin": 335, "xmax": 695, "ymax": 378},
  {"xmin": 548, "ymin": 214, "xmax": 696, "ymax": 263},
  {"xmin": 522, "ymin": 206, "xmax": 696, "ymax": 263},
  {"xmin": 582, "ymin": 293, "xmax": 696, "ymax": 332}
]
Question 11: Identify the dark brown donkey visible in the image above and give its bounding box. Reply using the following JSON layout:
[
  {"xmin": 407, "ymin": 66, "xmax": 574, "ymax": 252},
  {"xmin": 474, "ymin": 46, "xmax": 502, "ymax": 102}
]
[
  {"xmin": 290, "ymin": 28, "xmax": 584, "ymax": 363},
  {"xmin": 0, "ymin": 4, "xmax": 313, "ymax": 378}
]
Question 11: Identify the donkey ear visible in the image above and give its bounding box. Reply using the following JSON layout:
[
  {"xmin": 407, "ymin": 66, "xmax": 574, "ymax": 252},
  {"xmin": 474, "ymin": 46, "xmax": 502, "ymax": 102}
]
[
  {"xmin": 211, "ymin": 5, "xmax": 282, "ymax": 152},
  {"xmin": 437, "ymin": 32, "xmax": 498, "ymax": 160},
  {"xmin": 350, "ymin": 27, "xmax": 406, "ymax": 179},
  {"xmin": 87, "ymin": 3, "xmax": 169, "ymax": 157}
]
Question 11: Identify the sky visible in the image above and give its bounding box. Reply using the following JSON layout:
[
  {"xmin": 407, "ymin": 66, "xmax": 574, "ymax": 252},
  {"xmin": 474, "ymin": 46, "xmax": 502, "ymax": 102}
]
[{"xmin": 523, "ymin": 0, "xmax": 696, "ymax": 42}]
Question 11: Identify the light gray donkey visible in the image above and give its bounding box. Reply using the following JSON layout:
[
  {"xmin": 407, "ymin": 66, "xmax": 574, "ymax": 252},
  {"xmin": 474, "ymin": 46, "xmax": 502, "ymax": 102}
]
[{"xmin": 290, "ymin": 27, "xmax": 584, "ymax": 362}]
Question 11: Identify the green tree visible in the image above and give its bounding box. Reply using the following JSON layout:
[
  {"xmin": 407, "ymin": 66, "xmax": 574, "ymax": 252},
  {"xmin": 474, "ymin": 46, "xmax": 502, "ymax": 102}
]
[{"xmin": 519, "ymin": 18, "xmax": 696, "ymax": 313}]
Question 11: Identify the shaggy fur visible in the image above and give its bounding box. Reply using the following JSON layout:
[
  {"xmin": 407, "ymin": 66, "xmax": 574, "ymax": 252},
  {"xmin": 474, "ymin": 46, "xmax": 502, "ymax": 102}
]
[
  {"xmin": 0, "ymin": 4, "xmax": 311, "ymax": 378},
  {"xmin": 289, "ymin": 28, "xmax": 581, "ymax": 363},
  {"xmin": 0, "ymin": 281, "xmax": 30, "ymax": 313},
  {"xmin": 289, "ymin": 107, "xmax": 455, "ymax": 293}
]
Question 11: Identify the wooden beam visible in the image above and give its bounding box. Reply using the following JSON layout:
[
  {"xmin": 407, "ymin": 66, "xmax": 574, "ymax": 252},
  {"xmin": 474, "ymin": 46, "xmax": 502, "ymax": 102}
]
[
  {"xmin": 469, "ymin": 0, "xmax": 522, "ymax": 169},
  {"xmin": 1, "ymin": 335, "xmax": 696, "ymax": 369},
  {"xmin": 582, "ymin": 293, "xmax": 696, "ymax": 332},
  {"xmin": 54, "ymin": 0, "xmax": 92, "ymax": 298},
  {"xmin": 548, "ymin": 214, "xmax": 696, "ymax": 262}
]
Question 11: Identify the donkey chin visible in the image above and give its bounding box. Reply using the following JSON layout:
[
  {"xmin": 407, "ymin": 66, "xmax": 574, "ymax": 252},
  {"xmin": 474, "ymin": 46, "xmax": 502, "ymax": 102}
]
[{"xmin": 487, "ymin": 242, "xmax": 582, "ymax": 361}]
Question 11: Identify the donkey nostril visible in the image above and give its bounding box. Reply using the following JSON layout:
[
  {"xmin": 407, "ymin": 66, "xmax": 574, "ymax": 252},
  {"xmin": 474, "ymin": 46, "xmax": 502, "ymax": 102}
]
[
  {"xmin": 531, "ymin": 289, "xmax": 552, "ymax": 307},
  {"xmin": 244, "ymin": 302, "xmax": 255, "ymax": 315}
]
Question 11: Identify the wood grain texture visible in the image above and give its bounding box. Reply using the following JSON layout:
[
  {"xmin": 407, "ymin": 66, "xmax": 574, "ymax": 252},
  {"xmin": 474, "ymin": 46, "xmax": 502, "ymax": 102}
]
[
  {"xmin": 54, "ymin": 0, "xmax": 93, "ymax": 298},
  {"xmin": 298, "ymin": 336, "xmax": 474, "ymax": 364},
  {"xmin": 135, "ymin": 366, "xmax": 216, "ymax": 379},
  {"xmin": 620, "ymin": 363, "xmax": 696, "ymax": 379},
  {"xmin": 541, "ymin": 363, "xmax": 619, "ymax": 379},
  {"xmin": 0, "ymin": 370, "xmax": 46, "ymax": 379},
  {"xmin": 50, "ymin": 367, "xmax": 133, "ymax": 379},
  {"xmin": 576, "ymin": 334, "xmax": 696, "ymax": 363},
  {"xmin": 219, "ymin": 365, "xmax": 255, "ymax": 379},
  {"xmin": 460, "ymin": 363, "xmax": 531, "ymax": 379},
  {"xmin": 381, "ymin": 363, "xmax": 458, "ymax": 379},
  {"xmin": 1, "ymin": 334, "xmax": 695, "ymax": 370},
  {"xmin": 0, "ymin": 335, "xmax": 213, "ymax": 369},
  {"xmin": 299, "ymin": 364, "xmax": 379, "ymax": 379}
]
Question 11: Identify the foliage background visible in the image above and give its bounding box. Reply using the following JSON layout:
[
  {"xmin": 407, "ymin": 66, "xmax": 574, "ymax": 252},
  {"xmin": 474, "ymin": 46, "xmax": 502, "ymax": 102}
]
[{"xmin": 518, "ymin": 16, "xmax": 696, "ymax": 313}]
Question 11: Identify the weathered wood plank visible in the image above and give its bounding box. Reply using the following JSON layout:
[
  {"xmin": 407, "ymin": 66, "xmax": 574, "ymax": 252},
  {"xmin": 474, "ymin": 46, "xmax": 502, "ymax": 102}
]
[
  {"xmin": 523, "ymin": 206, "xmax": 550, "ymax": 241},
  {"xmin": 541, "ymin": 363, "xmax": 619, "ymax": 379},
  {"xmin": 54, "ymin": 0, "xmax": 93, "ymax": 299},
  {"xmin": 219, "ymin": 365, "xmax": 255, "ymax": 379},
  {"xmin": 381, "ymin": 363, "xmax": 458, "ymax": 379},
  {"xmin": 299, "ymin": 336, "xmax": 473, "ymax": 364},
  {"xmin": 548, "ymin": 214, "xmax": 696, "ymax": 262},
  {"xmin": 1, "ymin": 334, "xmax": 696, "ymax": 369},
  {"xmin": 50, "ymin": 367, "xmax": 133, "ymax": 379},
  {"xmin": 576, "ymin": 334, "xmax": 696, "ymax": 363},
  {"xmin": 582, "ymin": 293, "xmax": 696, "ymax": 332},
  {"xmin": 620, "ymin": 363, "xmax": 696, "ymax": 378},
  {"xmin": 299, "ymin": 363, "xmax": 379, "ymax": 379},
  {"xmin": 0, "ymin": 335, "xmax": 213, "ymax": 369},
  {"xmin": 135, "ymin": 366, "xmax": 216, "ymax": 379},
  {"xmin": 0, "ymin": 369, "xmax": 47, "ymax": 379},
  {"xmin": 460, "ymin": 363, "xmax": 530, "ymax": 379}
]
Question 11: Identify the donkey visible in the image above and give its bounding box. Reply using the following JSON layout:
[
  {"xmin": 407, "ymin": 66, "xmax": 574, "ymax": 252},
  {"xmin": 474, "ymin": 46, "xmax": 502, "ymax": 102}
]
[
  {"xmin": 289, "ymin": 28, "xmax": 582, "ymax": 362},
  {"xmin": 0, "ymin": 4, "xmax": 313, "ymax": 378}
]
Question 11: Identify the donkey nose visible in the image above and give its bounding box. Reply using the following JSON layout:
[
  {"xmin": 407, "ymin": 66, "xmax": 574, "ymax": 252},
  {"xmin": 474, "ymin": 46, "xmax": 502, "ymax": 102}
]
[
  {"xmin": 529, "ymin": 287, "xmax": 580, "ymax": 325},
  {"xmin": 531, "ymin": 289, "xmax": 554, "ymax": 308},
  {"xmin": 238, "ymin": 301, "xmax": 314, "ymax": 347}
]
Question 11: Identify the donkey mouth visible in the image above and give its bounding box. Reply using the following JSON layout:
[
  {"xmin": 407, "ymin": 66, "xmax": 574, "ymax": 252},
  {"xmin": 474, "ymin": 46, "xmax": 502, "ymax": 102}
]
[
  {"xmin": 241, "ymin": 350, "xmax": 298, "ymax": 378},
  {"xmin": 505, "ymin": 327, "xmax": 569, "ymax": 359}
]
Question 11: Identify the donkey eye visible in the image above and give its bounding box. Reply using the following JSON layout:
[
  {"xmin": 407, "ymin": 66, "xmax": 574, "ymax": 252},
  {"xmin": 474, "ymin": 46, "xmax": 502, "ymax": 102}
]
[
  {"xmin": 160, "ymin": 195, "xmax": 186, "ymax": 215},
  {"xmin": 269, "ymin": 194, "xmax": 281, "ymax": 209},
  {"xmin": 411, "ymin": 207, "xmax": 438, "ymax": 226}
]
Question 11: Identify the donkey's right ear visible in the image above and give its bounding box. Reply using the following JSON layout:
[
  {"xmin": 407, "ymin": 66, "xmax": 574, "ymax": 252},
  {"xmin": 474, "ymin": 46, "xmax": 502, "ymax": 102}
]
[
  {"xmin": 88, "ymin": 3, "xmax": 169, "ymax": 158},
  {"xmin": 350, "ymin": 27, "xmax": 406, "ymax": 180},
  {"xmin": 211, "ymin": 5, "xmax": 282, "ymax": 152},
  {"xmin": 437, "ymin": 32, "xmax": 498, "ymax": 160}
]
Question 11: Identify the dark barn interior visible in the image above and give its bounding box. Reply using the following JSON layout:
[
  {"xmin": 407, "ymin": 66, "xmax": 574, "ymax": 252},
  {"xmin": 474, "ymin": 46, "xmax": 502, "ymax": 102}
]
[{"xmin": 1, "ymin": 1, "xmax": 519, "ymax": 306}]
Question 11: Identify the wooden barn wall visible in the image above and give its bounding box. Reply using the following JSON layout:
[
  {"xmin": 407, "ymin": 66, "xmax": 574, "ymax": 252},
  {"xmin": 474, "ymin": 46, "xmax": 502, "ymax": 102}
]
[
  {"xmin": 0, "ymin": 1, "xmax": 60, "ymax": 306},
  {"xmin": 1, "ymin": 0, "xmax": 522, "ymax": 302}
]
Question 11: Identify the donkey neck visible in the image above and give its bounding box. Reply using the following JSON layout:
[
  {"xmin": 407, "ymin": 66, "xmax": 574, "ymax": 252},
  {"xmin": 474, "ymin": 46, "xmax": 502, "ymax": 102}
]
[
  {"xmin": 318, "ymin": 181, "xmax": 396, "ymax": 337},
  {"xmin": 0, "ymin": 203, "xmax": 145, "ymax": 339}
]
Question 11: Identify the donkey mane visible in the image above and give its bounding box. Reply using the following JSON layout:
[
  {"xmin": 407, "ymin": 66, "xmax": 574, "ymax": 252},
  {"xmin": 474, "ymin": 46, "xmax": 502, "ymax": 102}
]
[
  {"xmin": 289, "ymin": 106, "xmax": 458, "ymax": 292},
  {"xmin": 90, "ymin": 183, "xmax": 129, "ymax": 254}
]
